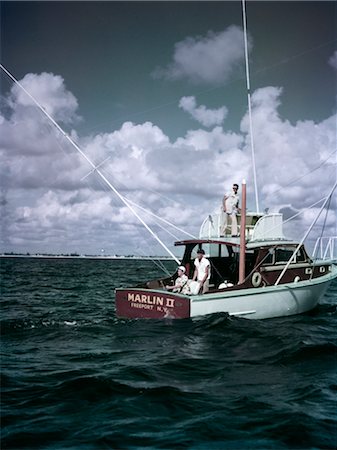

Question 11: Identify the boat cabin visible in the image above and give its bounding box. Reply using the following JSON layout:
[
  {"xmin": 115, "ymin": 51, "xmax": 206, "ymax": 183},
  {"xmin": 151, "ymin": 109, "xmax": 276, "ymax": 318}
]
[
  {"xmin": 175, "ymin": 239, "xmax": 318, "ymax": 289},
  {"xmin": 115, "ymin": 212, "xmax": 336, "ymax": 320},
  {"xmin": 137, "ymin": 214, "xmax": 333, "ymax": 292}
]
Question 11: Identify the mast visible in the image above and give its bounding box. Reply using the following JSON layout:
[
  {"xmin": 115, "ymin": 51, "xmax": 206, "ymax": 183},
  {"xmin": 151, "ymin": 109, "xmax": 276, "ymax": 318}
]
[
  {"xmin": 242, "ymin": 0, "xmax": 260, "ymax": 213},
  {"xmin": 0, "ymin": 63, "xmax": 181, "ymax": 264},
  {"xmin": 239, "ymin": 179, "xmax": 247, "ymax": 284}
]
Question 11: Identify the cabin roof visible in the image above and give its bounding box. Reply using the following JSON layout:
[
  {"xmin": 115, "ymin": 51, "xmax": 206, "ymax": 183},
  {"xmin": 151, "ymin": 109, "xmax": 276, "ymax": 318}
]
[
  {"xmin": 247, "ymin": 239, "xmax": 297, "ymax": 249},
  {"xmin": 174, "ymin": 238, "xmax": 298, "ymax": 250},
  {"xmin": 174, "ymin": 238, "xmax": 240, "ymax": 248}
]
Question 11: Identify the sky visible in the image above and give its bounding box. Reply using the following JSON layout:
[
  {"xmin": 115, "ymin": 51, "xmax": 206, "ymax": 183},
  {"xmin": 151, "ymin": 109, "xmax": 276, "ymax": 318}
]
[{"xmin": 0, "ymin": 0, "xmax": 336, "ymax": 257}]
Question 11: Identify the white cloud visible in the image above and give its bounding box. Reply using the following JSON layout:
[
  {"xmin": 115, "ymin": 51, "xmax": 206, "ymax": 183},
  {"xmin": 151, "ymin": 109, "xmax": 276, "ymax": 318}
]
[
  {"xmin": 179, "ymin": 96, "xmax": 228, "ymax": 127},
  {"xmin": 1, "ymin": 72, "xmax": 336, "ymax": 255},
  {"xmin": 328, "ymin": 50, "xmax": 337, "ymax": 70},
  {"xmin": 153, "ymin": 26, "xmax": 250, "ymax": 85},
  {"xmin": 8, "ymin": 72, "xmax": 80, "ymax": 124},
  {"xmin": 240, "ymin": 86, "xmax": 336, "ymax": 222}
]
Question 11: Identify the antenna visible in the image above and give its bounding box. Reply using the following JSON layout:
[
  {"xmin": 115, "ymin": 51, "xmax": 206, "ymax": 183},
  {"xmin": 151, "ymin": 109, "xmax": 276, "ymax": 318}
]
[
  {"xmin": 0, "ymin": 63, "xmax": 180, "ymax": 264},
  {"xmin": 242, "ymin": 0, "xmax": 260, "ymax": 213}
]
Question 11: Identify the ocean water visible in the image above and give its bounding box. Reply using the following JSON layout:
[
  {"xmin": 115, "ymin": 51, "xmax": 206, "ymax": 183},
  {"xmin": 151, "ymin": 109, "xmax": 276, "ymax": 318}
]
[{"xmin": 1, "ymin": 257, "xmax": 336, "ymax": 450}]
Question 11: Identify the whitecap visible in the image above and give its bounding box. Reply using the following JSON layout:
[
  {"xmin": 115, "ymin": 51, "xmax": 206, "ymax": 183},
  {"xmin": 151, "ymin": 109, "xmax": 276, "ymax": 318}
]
[{"xmin": 64, "ymin": 321, "xmax": 77, "ymax": 326}]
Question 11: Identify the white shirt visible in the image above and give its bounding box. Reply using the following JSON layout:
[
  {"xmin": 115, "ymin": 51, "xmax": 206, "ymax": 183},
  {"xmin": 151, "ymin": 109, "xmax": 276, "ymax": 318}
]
[
  {"xmin": 224, "ymin": 190, "xmax": 239, "ymax": 214},
  {"xmin": 173, "ymin": 274, "xmax": 188, "ymax": 292},
  {"xmin": 194, "ymin": 257, "xmax": 211, "ymax": 281}
]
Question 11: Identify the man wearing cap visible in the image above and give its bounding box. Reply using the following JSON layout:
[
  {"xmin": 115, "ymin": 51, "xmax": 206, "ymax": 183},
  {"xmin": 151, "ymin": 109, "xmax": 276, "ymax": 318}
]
[
  {"xmin": 192, "ymin": 249, "xmax": 211, "ymax": 294},
  {"xmin": 166, "ymin": 266, "xmax": 188, "ymax": 293}
]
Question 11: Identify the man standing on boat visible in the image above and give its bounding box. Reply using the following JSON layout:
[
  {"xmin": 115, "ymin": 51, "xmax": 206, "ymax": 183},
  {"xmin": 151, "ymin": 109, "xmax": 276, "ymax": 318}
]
[
  {"xmin": 192, "ymin": 249, "xmax": 211, "ymax": 294},
  {"xmin": 221, "ymin": 183, "xmax": 240, "ymax": 237}
]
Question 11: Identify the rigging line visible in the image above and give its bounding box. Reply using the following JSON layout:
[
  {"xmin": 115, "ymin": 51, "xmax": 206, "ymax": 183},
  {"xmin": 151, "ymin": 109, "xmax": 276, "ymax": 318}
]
[
  {"xmin": 101, "ymin": 162, "xmax": 180, "ymax": 207},
  {"xmin": 134, "ymin": 209, "xmax": 181, "ymax": 242},
  {"xmin": 147, "ymin": 222, "xmax": 179, "ymax": 242},
  {"xmin": 81, "ymin": 156, "xmax": 111, "ymax": 181},
  {"xmin": 243, "ymin": 247, "xmax": 276, "ymax": 286},
  {"xmin": 89, "ymin": 162, "xmax": 196, "ymax": 239},
  {"xmin": 0, "ymin": 63, "xmax": 181, "ymax": 264},
  {"xmin": 271, "ymin": 149, "xmax": 337, "ymax": 197},
  {"xmin": 121, "ymin": 194, "xmax": 197, "ymax": 239},
  {"xmin": 275, "ymin": 180, "xmax": 337, "ymax": 286},
  {"xmin": 258, "ymin": 196, "xmax": 327, "ymax": 240},
  {"xmin": 149, "ymin": 258, "xmax": 172, "ymax": 277},
  {"xmin": 80, "ymin": 38, "xmax": 337, "ymax": 134},
  {"xmin": 242, "ymin": 0, "xmax": 259, "ymax": 213},
  {"xmin": 151, "ymin": 257, "xmax": 173, "ymax": 277},
  {"xmin": 93, "ymin": 165, "xmax": 197, "ymax": 239},
  {"xmin": 153, "ymin": 256, "xmax": 174, "ymax": 276},
  {"xmin": 134, "ymin": 246, "xmax": 172, "ymax": 276},
  {"xmin": 253, "ymin": 38, "xmax": 337, "ymax": 77},
  {"xmin": 138, "ymin": 187, "xmax": 182, "ymax": 206},
  {"xmin": 282, "ymin": 196, "xmax": 328, "ymax": 226},
  {"xmin": 313, "ymin": 195, "xmax": 332, "ymax": 265}
]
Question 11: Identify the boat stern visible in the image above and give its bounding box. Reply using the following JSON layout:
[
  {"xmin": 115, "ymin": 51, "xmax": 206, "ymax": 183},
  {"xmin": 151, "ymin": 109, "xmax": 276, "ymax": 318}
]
[{"xmin": 115, "ymin": 288, "xmax": 191, "ymax": 319}]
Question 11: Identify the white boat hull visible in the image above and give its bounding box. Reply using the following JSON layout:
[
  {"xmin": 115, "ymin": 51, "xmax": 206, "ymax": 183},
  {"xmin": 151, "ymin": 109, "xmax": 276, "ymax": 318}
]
[
  {"xmin": 116, "ymin": 266, "xmax": 336, "ymax": 320},
  {"xmin": 190, "ymin": 270, "xmax": 335, "ymax": 319}
]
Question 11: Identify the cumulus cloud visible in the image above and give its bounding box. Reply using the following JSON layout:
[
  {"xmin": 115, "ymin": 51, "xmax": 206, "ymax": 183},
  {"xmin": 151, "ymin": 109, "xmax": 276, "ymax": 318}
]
[
  {"xmin": 179, "ymin": 96, "xmax": 228, "ymax": 127},
  {"xmin": 8, "ymin": 72, "xmax": 80, "ymax": 124},
  {"xmin": 1, "ymin": 72, "xmax": 336, "ymax": 255},
  {"xmin": 153, "ymin": 26, "xmax": 250, "ymax": 85},
  {"xmin": 240, "ymin": 86, "xmax": 336, "ymax": 225},
  {"xmin": 328, "ymin": 50, "xmax": 337, "ymax": 70}
]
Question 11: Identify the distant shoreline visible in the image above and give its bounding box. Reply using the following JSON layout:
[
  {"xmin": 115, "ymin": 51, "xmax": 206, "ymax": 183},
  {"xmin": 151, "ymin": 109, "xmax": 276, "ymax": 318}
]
[{"xmin": 0, "ymin": 254, "xmax": 175, "ymax": 261}]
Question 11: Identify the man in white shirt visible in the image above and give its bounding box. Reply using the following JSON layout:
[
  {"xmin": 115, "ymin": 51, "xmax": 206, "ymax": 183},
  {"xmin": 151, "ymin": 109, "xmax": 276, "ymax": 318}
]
[
  {"xmin": 192, "ymin": 249, "xmax": 211, "ymax": 294},
  {"xmin": 221, "ymin": 183, "xmax": 240, "ymax": 236},
  {"xmin": 166, "ymin": 266, "xmax": 188, "ymax": 293}
]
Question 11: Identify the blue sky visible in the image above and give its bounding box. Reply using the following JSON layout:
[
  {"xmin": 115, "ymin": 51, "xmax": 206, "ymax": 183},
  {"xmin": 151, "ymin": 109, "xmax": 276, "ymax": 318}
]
[{"xmin": 0, "ymin": 1, "xmax": 336, "ymax": 256}]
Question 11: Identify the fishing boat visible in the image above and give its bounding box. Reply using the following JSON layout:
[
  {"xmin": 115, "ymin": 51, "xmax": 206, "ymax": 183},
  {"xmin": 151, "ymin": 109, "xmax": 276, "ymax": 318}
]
[
  {"xmin": 115, "ymin": 181, "xmax": 337, "ymax": 320},
  {"xmin": 1, "ymin": 1, "xmax": 336, "ymax": 321},
  {"xmin": 115, "ymin": 0, "xmax": 337, "ymax": 320}
]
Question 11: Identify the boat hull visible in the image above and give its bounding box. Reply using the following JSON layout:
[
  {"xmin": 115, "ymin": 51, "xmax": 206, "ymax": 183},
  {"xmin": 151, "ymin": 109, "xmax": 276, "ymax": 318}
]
[
  {"xmin": 191, "ymin": 276, "xmax": 332, "ymax": 319},
  {"xmin": 115, "ymin": 267, "xmax": 336, "ymax": 320},
  {"xmin": 115, "ymin": 289, "xmax": 190, "ymax": 319}
]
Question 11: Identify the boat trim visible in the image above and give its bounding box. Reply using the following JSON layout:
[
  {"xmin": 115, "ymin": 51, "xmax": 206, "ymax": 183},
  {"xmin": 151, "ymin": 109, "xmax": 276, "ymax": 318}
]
[
  {"xmin": 229, "ymin": 310, "xmax": 256, "ymax": 316},
  {"xmin": 190, "ymin": 266, "xmax": 337, "ymax": 302},
  {"xmin": 260, "ymin": 262, "xmax": 330, "ymax": 272}
]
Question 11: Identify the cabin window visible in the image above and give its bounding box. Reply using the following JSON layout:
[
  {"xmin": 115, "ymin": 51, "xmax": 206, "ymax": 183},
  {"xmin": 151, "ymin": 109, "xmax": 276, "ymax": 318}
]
[
  {"xmin": 275, "ymin": 246, "xmax": 306, "ymax": 264},
  {"xmin": 263, "ymin": 249, "xmax": 274, "ymax": 265},
  {"xmin": 191, "ymin": 243, "xmax": 230, "ymax": 258},
  {"xmin": 296, "ymin": 247, "xmax": 306, "ymax": 262},
  {"xmin": 275, "ymin": 248, "xmax": 292, "ymax": 263}
]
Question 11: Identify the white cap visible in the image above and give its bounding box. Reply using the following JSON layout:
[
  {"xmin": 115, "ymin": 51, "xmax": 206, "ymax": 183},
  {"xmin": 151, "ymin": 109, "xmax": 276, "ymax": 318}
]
[{"xmin": 178, "ymin": 266, "xmax": 186, "ymax": 273}]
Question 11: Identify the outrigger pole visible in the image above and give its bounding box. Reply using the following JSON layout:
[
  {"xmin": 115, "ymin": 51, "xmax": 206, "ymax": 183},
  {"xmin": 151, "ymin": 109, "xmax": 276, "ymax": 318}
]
[
  {"xmin": 242, "ymin": 0, "xmax": 259, "ymax": 213},
  {"xmin": 275, "ymin": 180, "xmax": 337, "ymax": 286},
  {"xmin": 0, "ymin": 63, "xmax": 181, "ymax": 264}
]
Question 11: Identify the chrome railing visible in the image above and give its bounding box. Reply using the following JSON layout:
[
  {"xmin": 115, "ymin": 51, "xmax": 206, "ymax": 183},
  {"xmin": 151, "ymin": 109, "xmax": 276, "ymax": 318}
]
[{"xmin": 312, "ymin": 236, "xmax": 337, "ymax": 261}]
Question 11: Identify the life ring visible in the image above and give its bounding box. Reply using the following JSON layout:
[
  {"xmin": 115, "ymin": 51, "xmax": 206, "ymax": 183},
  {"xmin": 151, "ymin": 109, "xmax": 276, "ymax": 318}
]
[
  {"xmin": 252, "ymin": 272, "xmax": 262, "ymax": 287},
  {"xmin": 294, "ymin": 276, "xmax": 300, "ymax": 283}
]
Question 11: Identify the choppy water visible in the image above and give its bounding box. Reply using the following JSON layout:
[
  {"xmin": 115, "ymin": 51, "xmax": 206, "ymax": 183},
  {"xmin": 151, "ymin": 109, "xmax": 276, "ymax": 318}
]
[{"xmin": 1, "ymin": 257, "xmax": 337, "ymax": 449}]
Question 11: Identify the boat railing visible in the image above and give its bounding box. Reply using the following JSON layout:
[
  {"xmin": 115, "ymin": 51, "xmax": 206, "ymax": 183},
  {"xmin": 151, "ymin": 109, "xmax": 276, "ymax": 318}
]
[
  {"xmin": 312, "ymin": 236, "xmax": 337, "ymax": 261},
  {"xmin": 199, "ymin": 211, "xmax": 262, "ymax": 239},
  {"xmin": 199, "ymin": 212, "xmax": 285, "ymax": 242}
]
